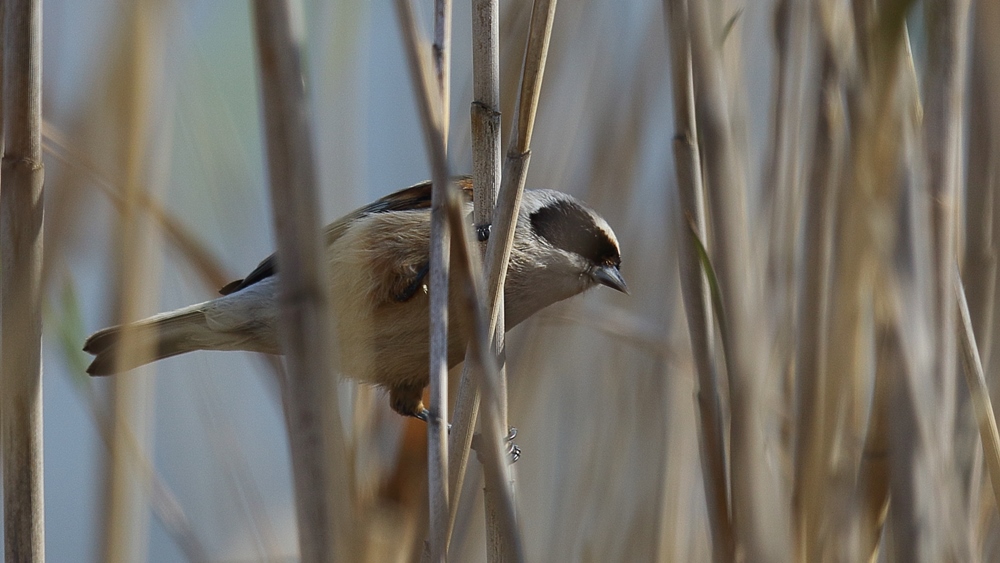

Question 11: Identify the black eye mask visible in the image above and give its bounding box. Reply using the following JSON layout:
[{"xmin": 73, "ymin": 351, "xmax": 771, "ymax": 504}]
[{"xmin": 530, "ymin": 200, "xmax": 620, "ymax": 268}]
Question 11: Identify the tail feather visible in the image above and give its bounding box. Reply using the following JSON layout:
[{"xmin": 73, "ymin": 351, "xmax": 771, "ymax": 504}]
[{"xmin": 84, "ymin": 310, "xmax": 208, "ymax": 375}]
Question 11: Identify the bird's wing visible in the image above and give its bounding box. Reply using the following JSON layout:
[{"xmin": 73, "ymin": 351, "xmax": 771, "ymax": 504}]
[{"xmin": 219, "ymin": 176, "xmax": 474, "ymax": 295}]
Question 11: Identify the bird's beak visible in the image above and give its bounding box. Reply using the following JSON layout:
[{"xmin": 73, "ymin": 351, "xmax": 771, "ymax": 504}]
[{"xmin": 592, "ymin": 265, "xmax": 628, "ymax": 294}]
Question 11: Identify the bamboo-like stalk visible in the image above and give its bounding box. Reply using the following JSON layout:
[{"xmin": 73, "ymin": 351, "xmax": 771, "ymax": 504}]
[
  {"xmin": 393, "ymin": 0, "xmax": 524, "ymax": 559},
  {"xmin": 102, "ymin": 1, "xmax": 166, "ymax": 559},
  {"xmin": 445, "ymin": 4, "xmax": 558, "ymax": 558},
  {"xmin": 445, "ymin": 6, "xmax": 503, "ymax": 523},
  {"xmin": 685, "ymin": 1, "xmax": 780, "ymax": 557},
  {"xmin": 963, "ymin": 0, "xmax": 999, "ymax": 382},
  {"xmin": 41, "ymin": 125, "xmax": 231, "ymax": 291},
  {"xmin": 792, "ymin": 36, "xmax": 842, "ymax": 561},
  {"xmin": 956, "ymin": 268, "xmax": 1000, "ymax": 513},
  {"xmin": 1, "ymin": 0, "xmax": 46, "ymax": 559},
  {"xmin": 886, "ymin": 27, "xmax": 968, "ymax": 559},
  {"xmin": 922, "ymin": 0, "xmax": 970, "ymax": 462},
  {"xmin": 467, "ymin": 0, "xmax": 504, "ymax": 558},
  {"xmin": 84, "ymin": 380, "xmax": 209, "ymax": 560},
  {"xmin": 965, "ymin": 3, "xmax": 1000, "ymax": 549},
  {"xmin": 427, "ymin": 0, "xmax": 453, "ymax": 559},
  {"xmin": 662, "ymin": 0, "xmax": 732, "ymax": 560},
  {"xmin": 421, "ymin": 0, "xmax": 503, "ymax": 558},
  {"xmin": 251, "ymin": 2, "xmax": 356, "ymax": 560},
  {"xmin": 859, "ymin": 324, "xmax": 894, "ymax": 560}
]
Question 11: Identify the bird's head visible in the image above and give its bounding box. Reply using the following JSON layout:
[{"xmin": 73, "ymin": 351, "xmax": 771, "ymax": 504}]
[{"xmin": 505, "ymin": 190, "xmax": 626, "ymax": 326}]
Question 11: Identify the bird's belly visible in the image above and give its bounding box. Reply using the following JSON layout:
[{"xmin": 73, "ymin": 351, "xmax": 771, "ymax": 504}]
[{"xmin": 333, "ymin": 295, "xmax": 469, "ymax": 391}]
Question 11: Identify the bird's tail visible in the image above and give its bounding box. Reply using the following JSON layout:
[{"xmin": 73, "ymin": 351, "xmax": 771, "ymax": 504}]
[{"xmin": 83, "ymin": 307, "xmax": 211, "ymax": 376}]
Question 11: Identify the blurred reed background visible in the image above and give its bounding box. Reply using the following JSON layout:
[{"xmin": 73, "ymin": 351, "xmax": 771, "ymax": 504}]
[{"xmin": 11, "ymin": 0, "xmax": 1000, "ymax": 560}]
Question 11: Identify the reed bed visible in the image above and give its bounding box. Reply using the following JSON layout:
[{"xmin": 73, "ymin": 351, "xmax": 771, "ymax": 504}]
[{"xmin": 14, "ymin": 0, "xmax": 1000, "ymax": 561}]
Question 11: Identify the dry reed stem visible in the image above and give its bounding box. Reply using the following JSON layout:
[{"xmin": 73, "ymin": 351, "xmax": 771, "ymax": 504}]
[
  {"xmin": 40, "ymin": 125, "xmax": 232, "ymax": 291},
  {"xmin": 444, "ymin": 0, "xmax": 559, "ymax": 556},
  {"xmin": 79, "ymin": 380, "xmax": 209, "ymax": 560},
  {"xmin": 251, "ymin": 1, "xmax": 356, "ymax": 560},
  {"xmin": 1, "ymin": 0, "xmax": 46, "ymax": 559},
  {"xmin": 965, "ymin": 4, "xmax": 1000, "ymax": 547},
  {"xmin": 963, "ymin": 0, "xmax": 1000, "ymax": 387},
  {"xmin": 765, "ymin": 2, "xmax": 814, "ymax": 449},
  {"xmin": 442, "ymin": 14, "xmax": 502, "ymax": 544},
  {"xmin": 792, "ymin": 25, "xmax": 844, "ymax": 559},
  {"xmin": 762, "ymin": 0, "xmax": 802, "ymax": 294},
  {"xmin": 957, "ymin": 268, "xmax": 1000, "ymax": 514},
  {"xmin": 45, "ymin": 122, "xmax": 285, "ymax": 403},
  {"xmin": 859, "ymin": 324, "xmax": 894, "ymax": 560},
  {"xmin": 468, "ymin": 0, "xmax": 505, "ymax": 559},
  {"xmin": 922, "ymin": 0, "xmax": 973, "ymax": 551},
  {"xmin": 0, "ymin": 0, "xmax": 4, "ymax": 152},
  {"xmin": 446, "ymin": 7, "xmax": 559, "ymax": 555},
  {"xmin": 686, "ymin": 1, "xmax": 783, "ymax": 557},
  {"xmin": 662, "ymin": 0, "xmax": 732, "ymax": 560},
  {"xmin": 427, "ymin": 0, "xmax": 453, "ymax": 559},
  {"xmin": 393, "ymin": 0, "xmax": 524, "ymax": 559},
  {"xmin": 885, "ymin": 29, "xmax": 969, "ymax": 558},
  {"xmin": 923, "ymin": 0, "xmax": 970, "ymax": 467},
  {"xmin": 102, "ymin": 2, "xmax": 167, "ymax": 559},
  {"xmin": 798, "ymin": 3, "xmax": 926, "ymax": 557}
]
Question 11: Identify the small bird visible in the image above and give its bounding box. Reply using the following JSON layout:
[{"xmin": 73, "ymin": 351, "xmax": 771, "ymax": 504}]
[{"xmin": 84, "ymin": 176, "xmax": 627, "ymax": 419}]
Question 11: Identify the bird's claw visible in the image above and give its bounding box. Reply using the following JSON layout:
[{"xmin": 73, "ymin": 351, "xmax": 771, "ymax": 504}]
[
  {"xmin": 415, "ymin": 409, "xmax": 451, "ymax": 432},
  {"xmin": 505, "ymin": 427, "xmax": 520, "ymax": 463},
  {"xmin": 507, "ymin": 442, "xmax": 521, "ymax": 463}
]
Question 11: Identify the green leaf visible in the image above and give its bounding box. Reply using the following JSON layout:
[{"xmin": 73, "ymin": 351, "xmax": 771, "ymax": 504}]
[
  {"xmin": 721, "ymin": 8, "xmax": 744, "ymax": 47},
  {"xmin": 47, "ymin": 276, "xmax": 92, "ymax": 383},
  {"xmin": 686, "ymin": 214, "xmax": 728, "ymax": 340}
]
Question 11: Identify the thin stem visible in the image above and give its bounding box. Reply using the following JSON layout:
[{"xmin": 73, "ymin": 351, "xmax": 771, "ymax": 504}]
[
  {"xmin": 394, "ymin": 0, "xmax": 524, "ymax": 559},
  {"xmin": 445, "ymin": 1, "xmax": 558, "ymax": 560},
  {"xmin": 956, "ymin": 268, "xmax": 1000, "ymax": 517},
  {"xmin": 686, "ymin": 1, "xmax": 777, "ymax": 556},
  {"xmin": 1, "ymin": 0, "xmax": 45, "ymax": 559},
  {"xmin": 923, "ymin": 0, "xmax": 970, "ymax": 463},
  {"xmin": 427, "ymin": 0, "xmax": 453, "ymax": 559},
  {"xmin": 251, "ymin": 1, "xmax": 356, "ymax": 560},
  {"xmin": 662, "ymin": 0, "xmax": 733, "ymax": 560},
  {"xmin": 102, "ymin": 1, "xmax": 165, "ymax": 559}
]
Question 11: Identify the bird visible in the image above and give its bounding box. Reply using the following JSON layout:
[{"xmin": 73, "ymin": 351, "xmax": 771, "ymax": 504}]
[{"xmin": 83, "ymin": 176, "xmax": 627, "ymax": 420}]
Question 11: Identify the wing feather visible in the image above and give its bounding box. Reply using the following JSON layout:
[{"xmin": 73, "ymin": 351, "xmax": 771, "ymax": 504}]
[{"xmin": 218, "ymin": 176, "xmax": 473, "ymax": 295}]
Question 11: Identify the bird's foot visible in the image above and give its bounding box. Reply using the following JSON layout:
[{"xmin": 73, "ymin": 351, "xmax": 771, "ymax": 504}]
[
  {"xmin": 470, "ymin": 426, "xmax": 520, "ymax": 463},
  {"xmin": 414, "ymin": 409, "xmax": 452, "ymax": 432},
  {"xmin": 505, "ymin": 427, "xmax": 520, "ymax": 463}
]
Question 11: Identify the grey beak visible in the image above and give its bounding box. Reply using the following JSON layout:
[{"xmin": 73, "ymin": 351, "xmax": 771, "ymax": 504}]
[{"xmin": 592, "ymin": 265, "xmax": 628, "ymax": 294}]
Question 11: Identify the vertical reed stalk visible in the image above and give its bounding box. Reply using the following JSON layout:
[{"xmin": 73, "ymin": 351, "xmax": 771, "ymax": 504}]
[
  {"xmin": 792, "ymin": 33, "xmax": 842, "ymax": 560},
  {"xmin": 964, "ymin": 4, "xmax": 1000, "ymax": 545},
  {"xmin": 963, "ymin": 0, "xmax": 999, "ymax": 381},
  {"xmin": 956, "ymin": 269, "xmax": 1000, "ymax": 512},
  {"xmin": 427, "ymin": 0, "xmax": 453, "ymax": 559},
  {"xmin": 923, "ymin": 0, "xmax": 970, "ymax": 458},
  {"xmin": 102, "ymin": 1, "xmax": 167, "ymax": 560},
  {"xmin": 481, "ymin": 5, "xmax": 555, "ymax": 559},
  {"xmin": 1, "ymin": 0, "xmax": 45, "ymax": 559},
  {"xmin": 686, "ymin": 1, "xmax": 783, "ymax": 557},
  {"xmin": 662, "ymin": 0, "xmax": 732, "ymax": 560},
  {"xmin": 251, "ymin": 1, "xmax": 356, "ymax": 560},
  {"xmin": 458, "ymin": 0, "xmax": 504, "ymax": 557},
  {"xmin": 394, "ymin": 0, "xmax": 524, "ymax": 558},
  {"xmin": 446, "ymin": 3, "xmax": 502, "ymax": 508},
  {"xmin": 443, "ymin": 1, "xmax": 558, "ymax": 560}
]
